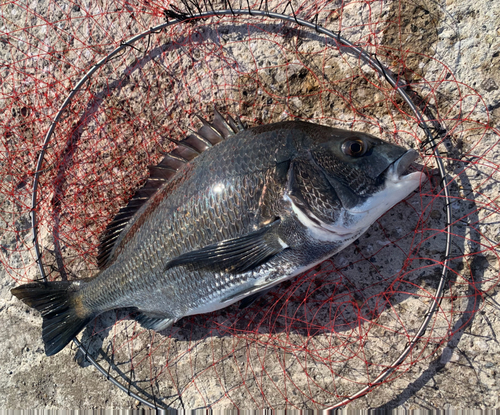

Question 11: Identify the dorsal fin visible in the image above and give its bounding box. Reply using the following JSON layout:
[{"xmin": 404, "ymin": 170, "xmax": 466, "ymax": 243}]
[
  {"xmin": 227, "ymin": 112, "xmax": 246, "ymax": 133},
  {"xmin": 213, "ymin": 108, "xmax": 239, "ymax": 138},
  {"xmin": 97, "ymin": 110, "xmax": 246, "ymax": 269},
  {"xmin": 196, "ymin": 115, "xmax": 224, "ymax": 145}
]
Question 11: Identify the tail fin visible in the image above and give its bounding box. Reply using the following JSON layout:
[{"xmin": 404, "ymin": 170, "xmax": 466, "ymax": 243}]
[{"xmin": 11, "ymin": 281, "xmax": 93, "ymax": 356}]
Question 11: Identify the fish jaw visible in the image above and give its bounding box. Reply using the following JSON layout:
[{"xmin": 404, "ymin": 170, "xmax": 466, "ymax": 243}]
[
  {"xmin": 338, "ymin": 168, "xmax": 423, "ymax": 234},
  {"xmin": 346, "ymin": 149, "xmax": 424, "ymax": 218}
]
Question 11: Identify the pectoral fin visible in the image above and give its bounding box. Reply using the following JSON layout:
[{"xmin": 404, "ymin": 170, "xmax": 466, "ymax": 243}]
[{"xmin": 165, "ymin": 220, "xmax": 286, "ymax": 274}]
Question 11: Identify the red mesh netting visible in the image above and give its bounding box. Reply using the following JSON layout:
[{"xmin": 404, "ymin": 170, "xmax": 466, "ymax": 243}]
[{"xmin": 1, "ymin": 0, "xmax": 499, "ymax": 409}]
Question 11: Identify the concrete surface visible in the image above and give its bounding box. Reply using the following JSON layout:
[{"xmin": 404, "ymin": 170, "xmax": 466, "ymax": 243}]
[{"xmin": 1, "ymin": 0, "xmax": 499, "ymax": 410}]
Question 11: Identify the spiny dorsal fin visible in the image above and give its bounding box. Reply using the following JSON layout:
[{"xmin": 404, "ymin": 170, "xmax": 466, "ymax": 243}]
[
  {"xmin": 196, "ymin": 115, "xmax": 224, "ymax": 145},
  {"xmin": 227, "ymin": 112, "xmax": 246, "ymax": 133},
  {"xmin": 97, "ymin": 110, "xmax": 246, "ymax": 269},
  {"xmin": 213, "ymin": 108, "xmax": 238, "ymax": 138}
]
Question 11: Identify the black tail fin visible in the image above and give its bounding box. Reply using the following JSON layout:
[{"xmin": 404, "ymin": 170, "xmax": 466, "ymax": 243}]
[{"xmin": 11, "ymin": 281, "xmax": 93, "ymax": 356}]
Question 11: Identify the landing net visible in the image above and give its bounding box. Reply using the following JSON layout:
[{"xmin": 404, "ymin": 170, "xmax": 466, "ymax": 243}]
[{"xmin": 1, "ymin": 0, "xmax": 499, "ymax": 409}]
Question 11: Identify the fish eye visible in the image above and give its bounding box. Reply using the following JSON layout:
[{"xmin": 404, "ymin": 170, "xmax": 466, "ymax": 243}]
[{"xmin": 342, "ymin": 139, "xmax": 366, "ymax": 157}]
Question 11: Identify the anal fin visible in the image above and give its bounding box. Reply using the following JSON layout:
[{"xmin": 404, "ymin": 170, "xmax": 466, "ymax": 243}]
[
  {"xmin": 238, "ymin": 288, "xmax": 273, "ymax": 309},
  {"xmin": 135, "ymin": 312, "xmax": 174, "ymax": 331}
]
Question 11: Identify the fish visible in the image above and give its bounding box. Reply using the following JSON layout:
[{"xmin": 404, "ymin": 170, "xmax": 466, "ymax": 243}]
[{"xmin": 11, "ymin": 110, "xmax": 424, "ymax": 356}]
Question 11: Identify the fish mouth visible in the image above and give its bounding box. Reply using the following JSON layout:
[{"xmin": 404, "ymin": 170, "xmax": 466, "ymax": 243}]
[
  {"xmin": 344, "ymin": 149, "xmax": 423, "ymax": 216},
  {"xmin": 385, "ymin": 149, "xmax": 420, "ymax": 182}
]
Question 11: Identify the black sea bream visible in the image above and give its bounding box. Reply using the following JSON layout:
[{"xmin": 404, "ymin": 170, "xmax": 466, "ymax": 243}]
[{"xmin": 12, "ymin": 111, "xmax": 423, "ymax": 355}]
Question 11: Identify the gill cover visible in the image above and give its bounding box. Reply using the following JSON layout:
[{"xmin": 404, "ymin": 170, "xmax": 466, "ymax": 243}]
[{"xmin": 286, "ymin": 158, "xmax": 342, "ymax": 226}]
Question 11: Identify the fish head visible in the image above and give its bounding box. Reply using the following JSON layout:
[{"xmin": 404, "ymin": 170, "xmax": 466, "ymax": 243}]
[{"xmin": 286, "ymin": 124, "xmax": 424, "ymax": 241}]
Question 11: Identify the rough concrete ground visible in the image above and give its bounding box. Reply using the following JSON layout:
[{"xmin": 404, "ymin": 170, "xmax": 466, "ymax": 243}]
[{"xmin": 1, "ymin": 0, "xmax": 499, "ymax": 410}]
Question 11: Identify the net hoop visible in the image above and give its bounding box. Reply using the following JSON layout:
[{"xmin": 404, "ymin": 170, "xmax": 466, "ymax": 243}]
[{"xmin": 29, "ymin": 8, "xmax": 453, "ymax": 410}]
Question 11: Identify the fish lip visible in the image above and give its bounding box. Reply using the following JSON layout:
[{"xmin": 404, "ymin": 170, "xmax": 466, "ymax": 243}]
[
  {"xmin": 343, "ymin": 149, "xmax": 423, "ymax": 216},
  {"xmin": 386, "ymin": 149, "xmax": 419, "ymax": 181}
]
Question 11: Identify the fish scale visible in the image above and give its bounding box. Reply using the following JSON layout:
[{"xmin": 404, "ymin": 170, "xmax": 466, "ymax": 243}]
[
  {"xmin": 92, "ymin": 173, "xmax": 268, "ymax": 310},
  {"xmin": 12, "ymin": 115, "xmax": 423, "ymax": 355}
]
